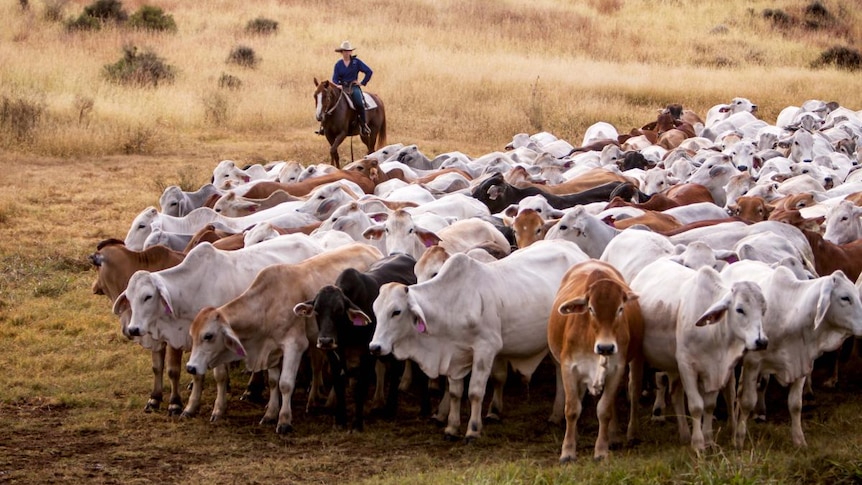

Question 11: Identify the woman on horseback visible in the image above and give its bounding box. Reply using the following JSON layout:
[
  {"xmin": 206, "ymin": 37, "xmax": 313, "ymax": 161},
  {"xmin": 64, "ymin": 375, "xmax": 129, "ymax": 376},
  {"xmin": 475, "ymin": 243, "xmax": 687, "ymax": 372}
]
[{"xmin": 320, "ymin": 40, "xmax": 373, "ymax": 136}]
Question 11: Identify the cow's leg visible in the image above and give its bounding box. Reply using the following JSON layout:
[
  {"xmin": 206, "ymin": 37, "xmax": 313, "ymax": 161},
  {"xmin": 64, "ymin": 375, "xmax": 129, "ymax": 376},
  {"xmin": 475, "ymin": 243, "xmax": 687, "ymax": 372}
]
[
  {"xmin": 307, "ymin": 347, "xmax": 327, "ymax": 411},
  {"xmin": 211, "ymin": 364, "xmax": 229, "ymax": 422},
  {"xmin": 399, "ymin": 360, "xmax": 413, "ymax": 392},
  {"xmin": 328, "ymin": 351, "xmax": 348, "ymax": 429},
  {"xmin": 261, "ymin": 366, "xmax": 281, "ymax": 425},
  {"xmin": 371, "ymin": 360, "xmax": 387, "ymax": 411},
  {"xmin": 651, "ymin": 372, "xmax": 668, "ymax": 422},
  {"xmin": 549, "ymin": 360, "xmax": 565, "ymax": 425},
  {"xmin": 181, "ymin": 374, "xmax": 204, "ymax": 418},
  {"xmin": 352, "ymin": 353, "xmax": 374, "ymax": 431},
  {"xmin": 789, "ymin": 376, "xmax": 808, "ymax": 447},
  {"xmin": 465, "ymin": 359, "xmax": 494, "ymax": 441},
  {"xmin": 382, "ymin": 356, "xmax": 404, "ymax": 418},
  {"xmin": 721, "ymin": 372, "xmax": 738, "ymax": 442},
  {"xmin": 146, "ymin": 346, "xmax": 166, "ymax": 412},
  {"xmin": 434, "ymin": 379, "xmax": 450, "ymax": 425},
  {"xmin": 444, "ymin": 377, "xmax": 464, "ymax": 440},
  {"xmin": 680, "ymin": 370, "xmax": 706, "ymax": 451},
  {"xmin": 596, "ymin": 367, "xmax": 626, "ymax": 460},
  {"xmin": 165, "ymin": 346, "xmax": 184, "ymax": 415},
  {"xmin": 669, "ymin": 376, "xmax": 690, "ymax": 445},
  {"xmin": 241, "ymin": 370, "xmax": 267, "ymax": 404},
  {"xmin": 735, "ymin": 365, "xmax": 759, "ymax": 449},
  {"xmin": 560, "ymin": 362, "xmax": 583, "ymax": 463},
  {"xmin": 701, "ymin": 389, "xmax": 719, "ymax": 446},
  {"xmin": 276, "ymin": 341, "xmax": 307, "ymax": 434},
  {"xmin": 627, "ymin": 358, "xmax": 644, "ymax": 444},
  {"xmin": 754, "ymin": 374, "xmax": 769, "ymax": 422},
  {"xmin": 486, "ymin": 358, "xmax": 507, "ymax": 422}
]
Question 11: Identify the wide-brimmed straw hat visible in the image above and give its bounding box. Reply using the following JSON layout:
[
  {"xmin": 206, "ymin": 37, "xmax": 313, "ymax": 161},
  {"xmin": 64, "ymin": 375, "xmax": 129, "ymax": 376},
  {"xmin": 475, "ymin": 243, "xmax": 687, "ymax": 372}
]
[{"xmin": 335, "ymin": 41, "xmax": 355, "ymax": 52}]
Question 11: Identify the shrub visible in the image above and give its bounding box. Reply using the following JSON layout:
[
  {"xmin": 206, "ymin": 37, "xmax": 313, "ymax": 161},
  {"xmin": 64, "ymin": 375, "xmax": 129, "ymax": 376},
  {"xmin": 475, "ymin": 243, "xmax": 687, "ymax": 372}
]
[
  {"xmin": 83, "ymin": 0, "xmax": 127, "ymax": 22},
  {"xmin": 103, "ymin": 45, "xmax": 176, "ymax": 87},
  {"xmin": 762, "ymin": 8, "xmax": 793, "ymax": 27},
  {"xmin": 245, "ymin": 17, "xmax": 278, "ymax": 35},
  {"xmin": 0, "ymin": 95, "xmax": 44, "ymax": 143},
  {"xmin": 812, "ymin": 46, "xmax": 862, "ymax": 71},
  {"xmin": 202, "ymin": 92, "xmax": 230, "ymax": 126},
  {"xmin": 218, "ymin": 73, "xmax": 242, "ymax": 90},
  {"xmin": 66, "ymin": 13, "xmax": 101, "ymax": 31},
  {"xmin": 227, "ymin": 45, "xmax": 258, "ymax": 68},
  {"xmin": 128, "ymin": 5, "xmax": 177, "ymax": 33},
  {"xmin": 43, "ymin": 0, "xmax": 69, "ymax": 22}
]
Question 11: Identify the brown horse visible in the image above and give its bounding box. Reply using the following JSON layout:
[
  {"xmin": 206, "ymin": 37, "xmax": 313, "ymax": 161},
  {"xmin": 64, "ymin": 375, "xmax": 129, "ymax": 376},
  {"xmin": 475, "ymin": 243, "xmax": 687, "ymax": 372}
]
[{"xmin": 313, "ymin": 77, "xmax": 387, "ymax": 168}]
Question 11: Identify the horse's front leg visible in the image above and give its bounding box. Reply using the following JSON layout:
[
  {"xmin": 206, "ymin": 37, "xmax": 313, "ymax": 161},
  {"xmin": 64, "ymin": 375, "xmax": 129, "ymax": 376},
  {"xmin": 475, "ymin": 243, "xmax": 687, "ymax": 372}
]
[{"xmin": 327, "ymin": 132, "xmax": 348, "ymax": 169}]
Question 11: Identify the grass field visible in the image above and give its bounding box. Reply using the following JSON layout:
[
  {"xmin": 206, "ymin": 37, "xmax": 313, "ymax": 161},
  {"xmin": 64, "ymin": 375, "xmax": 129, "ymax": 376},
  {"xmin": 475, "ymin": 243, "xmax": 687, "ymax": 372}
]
[{"xmin": 3, "ymin": 0, "xmax": 862, "ymax": 483}]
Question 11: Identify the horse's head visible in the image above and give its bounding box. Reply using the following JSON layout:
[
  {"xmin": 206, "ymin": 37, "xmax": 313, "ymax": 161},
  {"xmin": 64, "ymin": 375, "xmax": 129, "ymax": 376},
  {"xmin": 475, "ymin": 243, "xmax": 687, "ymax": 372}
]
[{"xmin": 313, "ymin": 78, "xmax": 340, "ymax": 122}]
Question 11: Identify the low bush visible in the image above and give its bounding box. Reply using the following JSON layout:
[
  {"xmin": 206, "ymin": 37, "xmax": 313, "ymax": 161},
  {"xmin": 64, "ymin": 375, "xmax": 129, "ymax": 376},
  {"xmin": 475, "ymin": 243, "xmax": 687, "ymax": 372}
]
[
  {"xmin": 227, "ymin": 45, "xmax": 258, "ymax": 68},
  {"xmin": 812, "ymin": 45, "xmax": 862, "ymax": 71},
  {"xmin": 0, "ymin": 95, "xmax": 44, "ymax": 143},
  {"xmin": 218, "ymin": 73, "xmax": 242, "ymax": 90},
  {"xmin": 245, "ymin": 17, "xmax": 278, "ymax": 35},
  {"xmin": 103, "ymin": 45, "xmax": 176, "ymax": 87},
  {"xmin": 83, "ymin": 0, "xmax": 127, "ymax": 22},
  {"xmin": 128, "ymin": 5, "xmax": 177, "ymax": 33}
]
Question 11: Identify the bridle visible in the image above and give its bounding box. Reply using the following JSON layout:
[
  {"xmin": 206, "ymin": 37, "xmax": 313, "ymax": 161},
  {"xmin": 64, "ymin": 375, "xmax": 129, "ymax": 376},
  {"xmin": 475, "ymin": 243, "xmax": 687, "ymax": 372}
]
[{"xmin": 317, "ymin": 83, "xmax": 345, "ymax": 121}]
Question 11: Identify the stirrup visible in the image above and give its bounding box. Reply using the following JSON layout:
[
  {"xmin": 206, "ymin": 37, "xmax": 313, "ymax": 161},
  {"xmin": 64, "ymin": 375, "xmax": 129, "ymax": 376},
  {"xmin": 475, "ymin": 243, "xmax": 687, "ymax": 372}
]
[{"xmin": 314, "ymin": 127, "xmax": 324, "ymax": 136}]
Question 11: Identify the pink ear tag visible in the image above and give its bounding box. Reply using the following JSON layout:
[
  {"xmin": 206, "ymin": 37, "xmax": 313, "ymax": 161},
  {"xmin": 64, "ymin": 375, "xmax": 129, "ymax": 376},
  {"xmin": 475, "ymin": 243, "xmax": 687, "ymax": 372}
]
[
  {"xmin": 415, "ymin": 318, "xmax": 427, "ymax": 333},
  {"xmin": 235, "ymin": 347, "xmax": 246, "ymax": 357},
  {"xmin": 164, "ymin": 303, "xmax": 172, "ymax": 315},
  {"xmin": 352, "ymin": 316, "xmax": 365, "ymax": 326}
]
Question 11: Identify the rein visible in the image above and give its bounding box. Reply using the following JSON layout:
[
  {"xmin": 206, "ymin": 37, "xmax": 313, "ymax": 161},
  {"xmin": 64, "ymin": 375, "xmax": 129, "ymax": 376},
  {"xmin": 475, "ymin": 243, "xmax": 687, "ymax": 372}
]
[{"xmin": 323, "ymin": 87, "xmax": 346, "ymax": 117}]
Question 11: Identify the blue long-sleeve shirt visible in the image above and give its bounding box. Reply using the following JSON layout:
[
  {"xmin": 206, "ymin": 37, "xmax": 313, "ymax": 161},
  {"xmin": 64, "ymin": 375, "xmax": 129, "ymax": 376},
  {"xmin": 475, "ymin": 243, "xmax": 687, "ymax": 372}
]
[{"xmin": 332, "ymin": 56, "xmax": 373, "ymax": 87}]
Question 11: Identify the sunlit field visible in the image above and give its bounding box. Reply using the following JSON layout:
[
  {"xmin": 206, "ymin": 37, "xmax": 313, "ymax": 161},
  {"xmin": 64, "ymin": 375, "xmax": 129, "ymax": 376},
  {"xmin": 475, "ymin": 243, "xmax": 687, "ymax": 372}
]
[{"xmin": 2, "ymin": 0, "xmax": 862, "ymax": 483}]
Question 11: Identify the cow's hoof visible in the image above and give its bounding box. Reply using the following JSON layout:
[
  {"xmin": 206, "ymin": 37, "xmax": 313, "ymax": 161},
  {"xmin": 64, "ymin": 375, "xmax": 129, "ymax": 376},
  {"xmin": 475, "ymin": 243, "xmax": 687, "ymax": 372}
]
[
  {"xmin": 168, "ymin": 405, "xmax": 183, "ymax": 417},
  {"xmin": 260, "ymin": 416, "xmax": 277, "ymax": 426},
  {"xmin": 276, "ymin": 424, "xmax": 294, "ymax": 434},
  {"xmin": 443, "ymin": 433, "xmax": 460, "ymax": 442},
  {"xmin": 754, "ymin": 414, "xmax": 767, "ymax": 423},
  {"xmin": 593, "ymin": 454, "xmax": 607, "ymax": 462},
  {"xmin": 178, "ymin": 410, "xmax": 195, "ymax": 419},
  {"xmin": 144, "ymin": 401, "xmax": 159, "ymax": 413},
  {"xmin": 210, "ymin": 414, "xmax": 221, "ymax": 423},
  {"xmin": 560, "ymin": 455, "xmax": 576, "ymax": 465},
  {"xmin": 464, "ymin": 436, "xmax": 479, "ymax": 445},
  {"xmin": 627, "ymin": 438, "xmax": 641, "ymax": 447},
  {"xmin": 485, "ymin": 413, "xmax": 502, "ymax": 423},
  {"xmin": 240, "ymin": 392, "xmax": 267, "ymax": 405}
]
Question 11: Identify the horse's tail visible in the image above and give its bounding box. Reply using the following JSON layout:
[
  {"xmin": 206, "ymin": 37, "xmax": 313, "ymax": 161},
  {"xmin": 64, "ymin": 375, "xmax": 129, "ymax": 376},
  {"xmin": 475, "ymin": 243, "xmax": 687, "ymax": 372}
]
[{"xmin": 375, "ymin": 98, "xmax": 387, "ymax": 150}]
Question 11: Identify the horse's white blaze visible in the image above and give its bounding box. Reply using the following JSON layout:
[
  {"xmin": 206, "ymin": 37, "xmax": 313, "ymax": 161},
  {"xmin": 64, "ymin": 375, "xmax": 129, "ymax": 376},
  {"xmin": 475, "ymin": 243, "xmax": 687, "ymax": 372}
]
[{"xmin": 315, "ymin": 93, "xmax": 323, "ymax": 121}]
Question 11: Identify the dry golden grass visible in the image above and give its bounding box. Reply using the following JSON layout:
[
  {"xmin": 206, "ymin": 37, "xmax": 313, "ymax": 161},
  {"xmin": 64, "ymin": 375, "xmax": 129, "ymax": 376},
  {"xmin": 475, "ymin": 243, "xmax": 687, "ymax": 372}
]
[
  {"xmin": 3, "ymin": 0, "xmax": 862, "ymax": 483},
  {"xmin": 2, "ymin": 0, "xmax": 862, "ymax": 159}
]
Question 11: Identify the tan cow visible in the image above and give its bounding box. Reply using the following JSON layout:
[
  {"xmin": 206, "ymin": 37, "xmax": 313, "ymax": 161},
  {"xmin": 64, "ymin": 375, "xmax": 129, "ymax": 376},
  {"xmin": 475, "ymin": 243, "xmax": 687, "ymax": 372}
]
[
  {"xmin": 89, "ymin": 239, "xmax": 186, "ymax": 413},
  {"xmin": 548, "ymin": 260, "xmax": 644, "ymax": 462},
  {"xmin": 186, "ymin": 243, "xmax": 383, "ymax": 434}
]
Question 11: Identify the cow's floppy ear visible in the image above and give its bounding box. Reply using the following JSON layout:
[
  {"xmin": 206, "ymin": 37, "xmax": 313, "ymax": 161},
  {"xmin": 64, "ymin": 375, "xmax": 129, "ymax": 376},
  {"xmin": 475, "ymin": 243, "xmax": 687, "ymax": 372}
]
[
  {"xmin": 347, "ymin": 307, "xmax": 372, "ymax": 326},
  {"xmin": 503, "ymin": 204, "xmax": 519, "ymax": 219},
  {"xmin": 814, "ymin": 273, "xmax": 837, "ymax": 329},
  {"xmin": 558, "ymin": 296, "xmax": 588, "ymax": 315},
  {"xmin": 695, "ymin": 294, "xmax": 731, "ymax": 326},
  {"xmin": 293, "ymin": 300, "xmax": 316, "ymax": 317},
  {"xmin": 624, "ymin": 291, "xmax": 639, "ymax": 302},
  {"xmin": 415, "ymin": 228, "xmax": 442, "ymax": 248},
  {"xmin": 363, "ymin": 225, "xmax": 386, "ymax": 241},
  {"xmin": 222, "ymin": 325, "xmax": 246, "ymax": 357},
  {"xmin": 152, "ymin": 275, "xmax": 174, "ymax": 315},
  {"xmin": 112, "ymin": 292, "xmax": 130, "ymax": 315}
]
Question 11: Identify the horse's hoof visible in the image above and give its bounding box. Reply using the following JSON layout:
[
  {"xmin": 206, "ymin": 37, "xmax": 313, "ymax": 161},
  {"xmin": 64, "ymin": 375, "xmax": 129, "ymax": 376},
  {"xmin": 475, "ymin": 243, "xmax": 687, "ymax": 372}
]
[{"xmin": 276, "ymin": 424, "xmax": 294, "ymax": 435}]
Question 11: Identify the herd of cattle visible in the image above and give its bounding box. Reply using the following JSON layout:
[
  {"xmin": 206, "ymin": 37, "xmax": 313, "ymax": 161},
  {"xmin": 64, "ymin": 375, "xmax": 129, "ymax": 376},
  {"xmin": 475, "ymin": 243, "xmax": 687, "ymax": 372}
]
[{"xmin": 89, "ymin": 96, "xmax": 862, "ymax": 463}]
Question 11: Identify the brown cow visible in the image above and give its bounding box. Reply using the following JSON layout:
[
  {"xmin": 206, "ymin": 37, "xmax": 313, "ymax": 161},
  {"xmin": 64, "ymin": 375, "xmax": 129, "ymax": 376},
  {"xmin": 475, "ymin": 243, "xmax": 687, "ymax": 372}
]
[
  {"xmin": 728, "ymin": 196, "xmax": 774, "ymax": 223},
  {"xmin": 89, "ymin": 239, "xmax": 187, "ymax": 414},
  {"xmin": 241, "ymin": 169, "xmax": 376, "ymax": 199},
  {"xmin": 507, "ymin": 166, "xmax": 634, "ymax": 196},
  {"xmin": 548, "ymin": 260, "xmax": 644, "ymax": 462},
  {"xmin": 610, "ymin": 211, "xmax": 683, "ymax": 232},
  {"xmin": 512, "ymin": 209, "xmax": 559, "ymax": 248}
]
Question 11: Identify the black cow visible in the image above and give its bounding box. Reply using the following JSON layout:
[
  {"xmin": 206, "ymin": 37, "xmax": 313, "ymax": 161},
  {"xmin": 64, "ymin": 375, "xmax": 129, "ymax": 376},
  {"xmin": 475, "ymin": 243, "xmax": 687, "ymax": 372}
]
[
  {"xmin": 294, "ymin": 253, "xmax": 417, "ymax": 430},
  {"xmin": 470, "ymin": 172, "xmax": 630, "ymax": 214}
]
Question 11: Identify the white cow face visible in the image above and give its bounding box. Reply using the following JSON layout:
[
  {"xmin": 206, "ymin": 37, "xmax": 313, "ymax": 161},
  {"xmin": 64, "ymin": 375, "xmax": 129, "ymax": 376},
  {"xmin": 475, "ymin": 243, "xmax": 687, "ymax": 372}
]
[
  {"xmin": 159, "ymin": 186, "xmax": 187, "ymax": 217},
  {"xmin": 370, "ymin": 283, "xmax": 427, "ymax": 356},
  {"xmin": 824, "ymin": 200, "xmax": 862, "ymax": 245},
  {"xmin": 243, "ymin": 222, "xmax": 279, "ymax": 247},
  {"xmin": 697, "ymin": 281, "xmax": 768, "ymax": 351},
  {"xmin": 114, "ymin": 271, "xmax": 173, "ymax": 342},
  {"xmin": 296, "ymin": 183, "xmax": 353, "ymax": 220},
  {"xmin": 363, "ymin": 210, "xmax": 440, "ymax": 258},
  {"xmin": 186, "ymin": 307, "xmax": 246, "ymax": 376},
  {"xmin": 125, "ymin": 207, "xmax": 159, "ymax": 251},
  {"xmin": 817, "ymin": 271, "xmax": 862, "ymax": 335}
]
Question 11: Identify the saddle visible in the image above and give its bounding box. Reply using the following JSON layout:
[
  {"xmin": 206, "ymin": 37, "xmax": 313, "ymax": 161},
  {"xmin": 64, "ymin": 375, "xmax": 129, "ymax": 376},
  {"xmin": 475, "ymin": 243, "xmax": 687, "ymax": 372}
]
[{"xmin": 343, "ymin": 91, "xmax": 378, "ymax": 111}]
